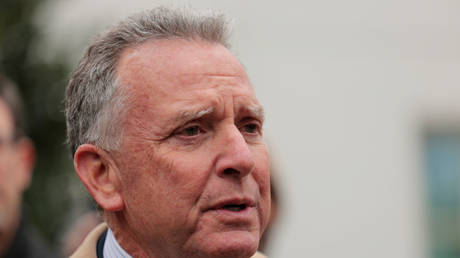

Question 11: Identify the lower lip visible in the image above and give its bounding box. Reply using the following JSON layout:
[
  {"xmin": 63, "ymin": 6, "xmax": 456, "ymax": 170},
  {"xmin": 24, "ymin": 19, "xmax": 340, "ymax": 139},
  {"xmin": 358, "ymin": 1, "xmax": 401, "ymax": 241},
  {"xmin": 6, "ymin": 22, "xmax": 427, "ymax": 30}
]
[{"xmin": 206, "ymin": 206, "xmax": 257, "ymax": 223}]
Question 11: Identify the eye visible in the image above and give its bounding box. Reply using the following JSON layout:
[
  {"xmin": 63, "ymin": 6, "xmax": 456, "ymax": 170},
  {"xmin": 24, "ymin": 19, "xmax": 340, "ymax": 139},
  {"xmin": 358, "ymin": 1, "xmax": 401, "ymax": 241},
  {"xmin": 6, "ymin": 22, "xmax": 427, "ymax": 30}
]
[
  {"xmin": 175, "ymin": 125, "xmax": 205, "ymax": 137},
  {"xmin": 240, "ymin": 121, "xmax": 262, "ymax": 135},
  {"xmin": 242, "ymin": 123, "xmax": 258, "ymax": 133}
]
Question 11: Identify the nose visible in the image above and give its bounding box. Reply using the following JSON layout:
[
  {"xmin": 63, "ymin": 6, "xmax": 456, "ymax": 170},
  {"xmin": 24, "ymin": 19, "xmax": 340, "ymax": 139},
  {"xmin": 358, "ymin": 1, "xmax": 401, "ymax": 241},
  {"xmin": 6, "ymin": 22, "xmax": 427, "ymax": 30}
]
[{"xmin": 215, "ymin": 125, "xmax": 255, "ymax": 179}]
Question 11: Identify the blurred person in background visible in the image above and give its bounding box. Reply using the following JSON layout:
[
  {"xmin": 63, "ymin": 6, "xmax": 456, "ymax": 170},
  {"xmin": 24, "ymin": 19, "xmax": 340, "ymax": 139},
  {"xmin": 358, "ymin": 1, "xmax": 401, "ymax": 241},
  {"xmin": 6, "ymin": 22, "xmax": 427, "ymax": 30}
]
[
  {"xmin": 0, "ymin": 74, "xmax": 57, "ymax": 258},
  {"xmin": 66, "ymin": 7, "xmax": 270, "ymax": 258}
]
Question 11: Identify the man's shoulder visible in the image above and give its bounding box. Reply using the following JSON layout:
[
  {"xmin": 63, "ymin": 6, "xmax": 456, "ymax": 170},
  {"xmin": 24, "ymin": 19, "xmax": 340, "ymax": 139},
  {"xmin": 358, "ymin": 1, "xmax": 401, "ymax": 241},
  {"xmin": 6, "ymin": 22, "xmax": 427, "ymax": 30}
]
[{"xmin": 70, "ymin": 223, "xmax": 107, "ymax": 258}]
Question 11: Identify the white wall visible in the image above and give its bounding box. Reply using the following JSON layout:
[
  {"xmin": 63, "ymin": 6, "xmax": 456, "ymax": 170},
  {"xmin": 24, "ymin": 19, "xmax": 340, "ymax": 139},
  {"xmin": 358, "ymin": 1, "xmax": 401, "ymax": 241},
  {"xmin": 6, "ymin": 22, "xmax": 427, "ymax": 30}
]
[{"xmin": 35, "ymin": 1, "xmax": 460, "ymax": 257}]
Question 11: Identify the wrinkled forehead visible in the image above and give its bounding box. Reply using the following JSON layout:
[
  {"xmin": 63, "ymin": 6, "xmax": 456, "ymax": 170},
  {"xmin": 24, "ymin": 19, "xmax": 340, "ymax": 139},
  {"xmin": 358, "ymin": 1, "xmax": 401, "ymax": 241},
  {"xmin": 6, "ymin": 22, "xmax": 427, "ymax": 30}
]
[{"xmin": 116, "ymin": 38, "xmax": 251, "ymax": 91}]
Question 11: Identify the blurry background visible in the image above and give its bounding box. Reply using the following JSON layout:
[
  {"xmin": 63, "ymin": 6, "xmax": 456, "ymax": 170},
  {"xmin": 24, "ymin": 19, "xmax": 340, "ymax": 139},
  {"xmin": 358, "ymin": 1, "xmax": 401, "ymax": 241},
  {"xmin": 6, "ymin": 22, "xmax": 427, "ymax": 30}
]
[{"xmin": 1, "ymin": 0, "xmax": 460, "ymax": 257}]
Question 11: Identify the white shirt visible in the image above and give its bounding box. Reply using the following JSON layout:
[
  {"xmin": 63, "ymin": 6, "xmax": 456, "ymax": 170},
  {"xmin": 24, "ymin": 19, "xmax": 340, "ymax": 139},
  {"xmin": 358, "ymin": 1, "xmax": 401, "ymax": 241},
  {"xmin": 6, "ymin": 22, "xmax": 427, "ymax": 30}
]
[{"xmin": 103, "ymin": 228, "xmax": 132, "ymax": 258}]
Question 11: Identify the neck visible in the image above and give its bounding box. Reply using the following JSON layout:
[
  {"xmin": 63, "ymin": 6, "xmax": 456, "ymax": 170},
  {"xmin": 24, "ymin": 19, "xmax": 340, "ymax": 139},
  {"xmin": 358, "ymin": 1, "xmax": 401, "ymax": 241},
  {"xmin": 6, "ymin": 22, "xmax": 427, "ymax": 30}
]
[{"xmin": 104, "ymin": 211, "xmax": 151, "ymax": 258}]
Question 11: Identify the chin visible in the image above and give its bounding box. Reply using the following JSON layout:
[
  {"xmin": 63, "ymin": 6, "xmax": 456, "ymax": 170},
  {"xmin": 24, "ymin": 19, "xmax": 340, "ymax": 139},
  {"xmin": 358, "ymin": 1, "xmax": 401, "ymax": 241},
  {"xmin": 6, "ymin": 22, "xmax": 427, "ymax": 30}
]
[{"xmin": 187, "ymin": 230, "xmax": 260, "ymax": 258}]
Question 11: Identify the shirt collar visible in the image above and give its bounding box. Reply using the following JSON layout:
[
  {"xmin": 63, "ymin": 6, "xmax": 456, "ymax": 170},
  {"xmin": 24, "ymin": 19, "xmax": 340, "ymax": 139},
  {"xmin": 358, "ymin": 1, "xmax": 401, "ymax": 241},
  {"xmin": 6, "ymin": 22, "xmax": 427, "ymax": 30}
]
[{"xmin": 103, "ymin": 228, "xmax": 132, "ymax": 258}]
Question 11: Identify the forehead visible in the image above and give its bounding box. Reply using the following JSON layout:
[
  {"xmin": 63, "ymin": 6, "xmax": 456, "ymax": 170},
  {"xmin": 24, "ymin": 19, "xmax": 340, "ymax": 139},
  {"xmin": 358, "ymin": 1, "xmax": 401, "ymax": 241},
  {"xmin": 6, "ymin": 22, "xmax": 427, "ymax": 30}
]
[
  {"xmin": 116, "ymin": 38, "xmax": 259, "ymax": 109},
  {"xmin": 116, "ymin": 39, "xmax": 253, "ymax": 92},
  {"xmin": 118, "ymin": 39, "xmax": 246, "ymax": 79}
]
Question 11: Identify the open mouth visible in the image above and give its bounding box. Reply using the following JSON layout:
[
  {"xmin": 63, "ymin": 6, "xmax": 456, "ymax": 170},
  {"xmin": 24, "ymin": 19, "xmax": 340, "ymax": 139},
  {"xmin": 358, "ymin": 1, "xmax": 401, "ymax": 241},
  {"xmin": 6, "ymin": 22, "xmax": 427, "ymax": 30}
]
[
  {"xmin": 205, "ymin": 197, "xmax": 255, "ymax": 214},
  {"xmin": 221, "ymin": 203, "xmax": 247, "ymax": 212}
]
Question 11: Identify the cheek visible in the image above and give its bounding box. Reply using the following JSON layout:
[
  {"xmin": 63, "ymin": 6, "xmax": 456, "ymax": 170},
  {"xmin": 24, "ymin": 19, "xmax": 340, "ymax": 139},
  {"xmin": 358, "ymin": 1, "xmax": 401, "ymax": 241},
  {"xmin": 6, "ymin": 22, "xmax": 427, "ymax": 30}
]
[
  {"xmin": 163, "ymin": 153, "xmax": 212, "ymax": 198},
  {"xmin": 0, "ymin": 156, "xmax": 23, "ymax": 219},
  {"xmin": 121, "ymin": 151, "xmax": 214, "ymax": 236},
  {"xmin": 252, "ymin": 145, "xmax": 271, "ymax": 193},
  {"xmin": 124, "ymin": 149, "xmax": 212, "ymax": 207},
  {"xmin": 0, "ymin": 155, "xmax": 23, "ymax": 194},
  {"xmin": 252, "ymin": 146, "xmax": 271, "ymax": 226}
]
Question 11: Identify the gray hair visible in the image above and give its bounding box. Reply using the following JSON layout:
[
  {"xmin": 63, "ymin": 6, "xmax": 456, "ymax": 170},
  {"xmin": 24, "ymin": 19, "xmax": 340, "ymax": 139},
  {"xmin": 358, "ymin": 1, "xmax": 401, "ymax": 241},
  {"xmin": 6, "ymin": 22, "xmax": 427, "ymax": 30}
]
[{"xmin": 65, "ymin": 7, "xmax": 231, "ymax": 156}]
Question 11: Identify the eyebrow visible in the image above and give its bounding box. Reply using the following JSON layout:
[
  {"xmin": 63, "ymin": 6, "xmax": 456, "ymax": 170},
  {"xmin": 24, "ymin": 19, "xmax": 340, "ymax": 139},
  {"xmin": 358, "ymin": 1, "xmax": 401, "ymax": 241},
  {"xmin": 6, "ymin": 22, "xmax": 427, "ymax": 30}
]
[
  {"xmin": 244, "ymin": 105, "xmax": 265, "ymax": 122},
  {"xmin": 167, "ymin": 104, "xmax": 264, "ymax": 128},
  {"xmin": 173, "ymin": 107, "xmax": 215, "ymax": 125}
]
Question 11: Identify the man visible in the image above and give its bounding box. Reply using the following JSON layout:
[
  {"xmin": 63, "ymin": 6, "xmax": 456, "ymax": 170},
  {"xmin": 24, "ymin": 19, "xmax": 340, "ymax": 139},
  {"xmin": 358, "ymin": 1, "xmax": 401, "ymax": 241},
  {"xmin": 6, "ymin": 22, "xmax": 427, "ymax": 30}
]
[
  {"xmin": 67, "ymin": 7, "xmax": 270, "ymax": 258},
  {"xmin": 0, "ymin": 74, "xmax": 57, "ymax": 258}
]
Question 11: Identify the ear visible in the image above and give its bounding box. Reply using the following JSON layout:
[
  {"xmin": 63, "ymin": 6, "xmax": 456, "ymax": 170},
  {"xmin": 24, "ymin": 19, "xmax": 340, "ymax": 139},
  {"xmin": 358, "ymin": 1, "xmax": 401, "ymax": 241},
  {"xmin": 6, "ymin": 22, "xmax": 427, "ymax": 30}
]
[
  {"xmin": 16, "ymin": 137, "xmax": 36, "ymax": 191},
  {"xmin": 74, "ymin": 144, "xmax": 124, "ymax": 211}
]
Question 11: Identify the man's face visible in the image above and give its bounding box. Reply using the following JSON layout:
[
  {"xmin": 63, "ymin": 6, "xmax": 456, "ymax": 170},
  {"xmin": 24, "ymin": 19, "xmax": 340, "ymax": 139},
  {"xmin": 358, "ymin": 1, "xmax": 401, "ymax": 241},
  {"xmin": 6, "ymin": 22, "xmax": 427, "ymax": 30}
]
[
  {"xmin": 112, "ymin": 39, "xmax": 271, "ymax": 257},
  {"xmin": 0, "ymin": 99, "xmax": 23, "ymax": 239}
]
